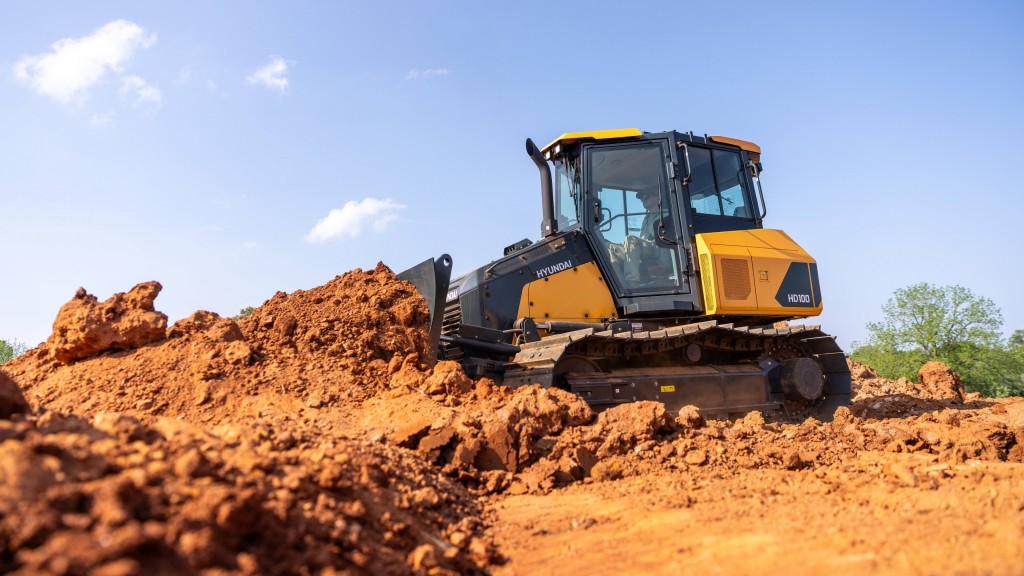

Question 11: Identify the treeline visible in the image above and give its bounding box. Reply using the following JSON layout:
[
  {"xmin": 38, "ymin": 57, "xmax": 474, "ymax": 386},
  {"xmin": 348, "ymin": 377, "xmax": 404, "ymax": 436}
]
[{"xmin": 851, "ymin": 283, "xmax": 1024, "ymax": 398}]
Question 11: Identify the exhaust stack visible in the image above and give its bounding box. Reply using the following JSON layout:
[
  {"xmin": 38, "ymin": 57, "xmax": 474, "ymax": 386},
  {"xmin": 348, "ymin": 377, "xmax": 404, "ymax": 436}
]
[{"xmin": 526, "ymin": 138, "xmax": 557, "ymax": 238}]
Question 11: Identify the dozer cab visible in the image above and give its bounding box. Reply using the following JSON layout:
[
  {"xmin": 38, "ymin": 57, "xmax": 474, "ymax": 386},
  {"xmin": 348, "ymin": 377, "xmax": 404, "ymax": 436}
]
[{"xmin": 399, "ymin": 129, "xmax": 850, "ymax": 420}]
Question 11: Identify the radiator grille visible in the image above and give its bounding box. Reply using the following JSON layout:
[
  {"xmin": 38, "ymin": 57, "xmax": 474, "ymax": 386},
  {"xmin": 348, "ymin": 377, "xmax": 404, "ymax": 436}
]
[
  {"xmin": 721, "ymin": 258, "xmax": 751, "ymax": 300},
  {"xmin": 441, "ymin": 298, "xmax": 463, "ymax": 360}
]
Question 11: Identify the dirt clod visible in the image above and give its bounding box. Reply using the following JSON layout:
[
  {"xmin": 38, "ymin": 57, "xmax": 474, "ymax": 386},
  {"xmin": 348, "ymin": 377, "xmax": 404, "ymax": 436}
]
[{"xmin": 46, "ymin": 282, "xmax": 168, "ymax": 364}]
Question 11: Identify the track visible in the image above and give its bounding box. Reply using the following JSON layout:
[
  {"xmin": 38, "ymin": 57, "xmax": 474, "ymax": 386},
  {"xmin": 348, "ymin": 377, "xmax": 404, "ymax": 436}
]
[{"xmin": 504, "ymin": 320, "xmax": 852, "ymax": 420}]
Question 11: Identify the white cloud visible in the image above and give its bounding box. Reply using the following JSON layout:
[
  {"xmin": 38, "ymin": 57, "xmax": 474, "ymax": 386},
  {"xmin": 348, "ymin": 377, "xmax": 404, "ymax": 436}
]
[
  {"xmin": 406, "ymin": 68, "xmax": 450, "ymax": 80},
  {"xmin": 247, "ymin": 56, "xmax": 291, "ymax": 93},
  {"xmin": 89, "ymin": 110, "xmax": 115, "ymax": 128},
  {"xmin": 119, "ymin": 75, "xmax": 161, "ymax": 106},
  {"xmin": 305, "ymin": 197, "xmax": 407, "ymax": 243},
  {"xmin": 12, "ymin": 20, "xmax": 156, "ymax": 104}
]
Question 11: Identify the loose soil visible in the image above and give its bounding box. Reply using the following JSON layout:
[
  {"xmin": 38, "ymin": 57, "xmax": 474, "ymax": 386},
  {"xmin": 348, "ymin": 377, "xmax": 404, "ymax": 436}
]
[{"xmin": 2, "ymin": 268, "xmax": 1022, "ymax": 574}]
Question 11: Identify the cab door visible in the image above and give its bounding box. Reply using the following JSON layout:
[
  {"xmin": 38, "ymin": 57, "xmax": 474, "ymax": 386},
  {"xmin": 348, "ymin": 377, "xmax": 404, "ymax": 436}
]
[{"xmin": 582, "ymin": 139, "xmax": 693, "ymax": 305}]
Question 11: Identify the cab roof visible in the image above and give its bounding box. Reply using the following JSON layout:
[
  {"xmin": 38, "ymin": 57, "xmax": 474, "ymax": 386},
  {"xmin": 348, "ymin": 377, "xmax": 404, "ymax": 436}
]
[{"xmin": 541, "ymin": 128, "xmax": 761, "ymax": 159}]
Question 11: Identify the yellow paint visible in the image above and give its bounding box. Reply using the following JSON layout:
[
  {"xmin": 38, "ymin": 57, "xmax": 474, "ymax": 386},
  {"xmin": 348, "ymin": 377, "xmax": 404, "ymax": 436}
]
[
  {"xmin": 694, "ymin": 229, "xmax": 822, "ymax": 317},
  {"xmin": 660, "ymin": 385, "xmax": 676, "ymax": 393},
  {"xmin": 542, "ymin": 128, "xmax": 643, "ymax": 156},
  {"xmin": 518, "ymin": 261, "xmax": 617, "ymax": 324}
]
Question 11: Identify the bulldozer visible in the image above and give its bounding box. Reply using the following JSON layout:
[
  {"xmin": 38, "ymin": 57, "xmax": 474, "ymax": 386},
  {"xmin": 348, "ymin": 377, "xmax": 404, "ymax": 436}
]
[{"xmin": 399, "ymin": 128, "xmax": 850, "ymax": 420}]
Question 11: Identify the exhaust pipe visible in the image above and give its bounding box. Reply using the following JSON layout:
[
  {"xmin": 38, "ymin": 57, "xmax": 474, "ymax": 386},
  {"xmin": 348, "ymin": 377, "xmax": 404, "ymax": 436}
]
[{"xmin": 526, "ymin": 138, "xmax": 557, "ymax": 238}]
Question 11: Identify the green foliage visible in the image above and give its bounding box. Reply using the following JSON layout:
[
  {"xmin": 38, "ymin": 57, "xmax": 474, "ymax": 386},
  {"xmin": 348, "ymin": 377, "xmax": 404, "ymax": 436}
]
[
  {"xmin": 956, "ymin": 344, "xmax": 1024, "ymax": 398},
  {"xmin": 1011, "ymin": 329, "xmax": 1024, "ymax": 348},
  {"xmin": 864, "ymin": 283, "xmax": 1002, "ymax": 358},
  {"xmin": 850, "ymin": 344, "xmax": 928, "ymax": 383},
  {"xmin": 0, "ymin": 339, "xmax": 28, "ymax": 365},
  {"xmin": 232, "ymin": 306, "xmax": 255, "ymax": 322},
  {"xmin": 852, "ymin": 283, "xmax": 1023, "ymax": 397}
]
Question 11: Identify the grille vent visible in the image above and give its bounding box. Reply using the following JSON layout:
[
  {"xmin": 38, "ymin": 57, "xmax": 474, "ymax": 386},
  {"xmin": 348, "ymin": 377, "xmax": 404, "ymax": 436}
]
[
  {"xmin": 441, "ymin": 298, "xmax": 463, "ymax": 360},
  {"xmin": 721, "ymin": 258, "xmax": 751, "ymax": 300}
]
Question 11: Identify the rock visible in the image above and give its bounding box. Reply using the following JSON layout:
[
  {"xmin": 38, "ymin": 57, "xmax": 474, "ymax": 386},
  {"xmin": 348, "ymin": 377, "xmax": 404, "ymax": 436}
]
[
  {"xmin": 47, "ymin": 282, "xmax": 168, "ymax": 364},
  {"xmin": 391, "ymin": 419, "xmax": 432, "ymax": 448},
  {"xmin": 741, "ymin": 411, "xmax": 766, "ymax": 427},
  {"xmin": 476, "ymin": 421, "xmax": 517, "ymax": 472},
  {"xmin": 412, "ymin": 486, "xmax": 441, "ymax": 508},
  {"xmin": 418, "ymin": 425, "xmax": 457, "ymax": 454},
  {"xmin": 451, "ymin": 438, "xmax": 482, "ymax": 470},
  {"xmin": 675, "ymin": 405, "xmax": 706, "ymax": 430},
  {"xmin": 574, "ymin": 446, "xmax": 599, "ymax": 477},
  {"xmin": 590, "ymin": 458, "xmax": 625, "ymax": 481},
  {"xmin": 684, "ymin": 449, "xmax": 708, "ymax": 466},
  {"xmin": 597, "ymin": 401, "xmax": 672, "ymax": 441},
  {"xmin": 917, "ymin": 362, "xmax": 966, "ymax": 403},
  {"xmin": 408, "ymin": 544, "xmax": 438, "ymax": 571},
  {"xmin": 422, "ymin": 361, "xmax": 474, "ymax": 396}
]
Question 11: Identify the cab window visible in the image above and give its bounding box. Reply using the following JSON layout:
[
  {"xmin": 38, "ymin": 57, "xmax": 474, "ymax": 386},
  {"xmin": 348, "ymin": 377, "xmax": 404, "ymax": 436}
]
[
  {"xmin": 554, "ymin": 162, "xmax": 580, "ymax": 228},
  {"xmin": 687, "ymin": 148, "xmax": 752, "ymax": 219}
]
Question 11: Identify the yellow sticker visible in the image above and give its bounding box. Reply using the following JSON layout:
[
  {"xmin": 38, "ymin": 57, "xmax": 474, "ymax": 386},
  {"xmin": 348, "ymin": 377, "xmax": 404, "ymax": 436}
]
[{"xmin": 660, "ymin": 385, "xmax": 676, "ymax": 393}]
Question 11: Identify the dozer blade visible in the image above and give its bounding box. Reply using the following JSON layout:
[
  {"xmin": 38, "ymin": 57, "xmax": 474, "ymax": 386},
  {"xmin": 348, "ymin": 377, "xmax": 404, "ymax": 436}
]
[{"xmin": 396, "ymin": 254, "xmax": 453, "ymax": 367}]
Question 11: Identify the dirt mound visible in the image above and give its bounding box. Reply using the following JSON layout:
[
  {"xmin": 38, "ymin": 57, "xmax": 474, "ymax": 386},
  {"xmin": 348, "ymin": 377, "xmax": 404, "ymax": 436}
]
[
  {"xmin": 240, "ymin": 263, "xmax": 430, "ymax": 394},
  {"xmin": 46, "ymin": 282, "xmax": 168, "ymax": 364},
  {"xmin": 5, "ymin": 265, "xmax": 432, "ymax": 424},
  {"xmin": 848, "ymin": 358, "xmax": 982, "ymax": 420},
  {"xmin": 3, "ymin": 264, "xmax": 1022, "ymax": 574},
  {"xmin": 1, "ymin": 266, "xmax": 498, "ymax": 574},
  {"xmin": 0, "ymin": 410, "xmax": 491, "ymax": 574},
  {"xmin": 849, "ymin": 359, "xmax": 966, "ymax": 404}
]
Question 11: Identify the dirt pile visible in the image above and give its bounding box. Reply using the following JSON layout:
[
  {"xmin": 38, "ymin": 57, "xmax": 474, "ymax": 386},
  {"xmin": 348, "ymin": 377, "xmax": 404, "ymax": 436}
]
[
  {"xmin": 239, "ymin": 264, "xmax": 431, "ymax": 402},
  {"xmin": 6, "ymin": 264, "xmax": 431, "ymax": 424},
  {"xmin": 0, "ymin": 410, "xmax": 489, "ymax": 574},
  {"xmin": 1, "ymin": 265, "xmax": 495, "ymax": 574},
  {"xmin": 3, "ymin": 263, "xmax": 1023, "ymax": 574},
  {"xmin": 850, "ymin": 359, "xmax": 967, "ymax": 403}
]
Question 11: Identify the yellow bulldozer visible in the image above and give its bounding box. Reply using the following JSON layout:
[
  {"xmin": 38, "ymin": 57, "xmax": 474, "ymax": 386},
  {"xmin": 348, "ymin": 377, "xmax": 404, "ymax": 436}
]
[{"xmin": 399, "ymin": 128, "xmax": 849, "ymax": 420}]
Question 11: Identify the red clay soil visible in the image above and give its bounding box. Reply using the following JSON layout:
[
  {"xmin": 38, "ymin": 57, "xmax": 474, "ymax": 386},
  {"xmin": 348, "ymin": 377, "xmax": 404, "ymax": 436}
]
[{"xmin": 2, "ymin": 266, "xmax": 1023, "ymax": 574}]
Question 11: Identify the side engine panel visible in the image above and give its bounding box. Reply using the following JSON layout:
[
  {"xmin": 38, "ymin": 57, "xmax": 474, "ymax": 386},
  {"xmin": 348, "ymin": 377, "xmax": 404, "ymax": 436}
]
[{"xmin": 695, "ymin": 229, "xmax": 823, "ymax": 318}]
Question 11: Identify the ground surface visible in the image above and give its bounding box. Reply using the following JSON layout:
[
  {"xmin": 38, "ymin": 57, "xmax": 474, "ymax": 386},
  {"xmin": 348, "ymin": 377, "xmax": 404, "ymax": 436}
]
[{"xmin": 1, "ymin": 268, "xmax": 1022, "ymax": 574}]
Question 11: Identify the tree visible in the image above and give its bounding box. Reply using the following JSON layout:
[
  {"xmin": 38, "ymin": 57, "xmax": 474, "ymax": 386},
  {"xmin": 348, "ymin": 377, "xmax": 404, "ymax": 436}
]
[
  {"xmin": 852, "ymin": 283, "xmax": 1023, "ymax": 397},
  {"xmin": 232, "ymin": 306, "xmax": 255, "ymax": 321},
  {"xmin": 864, "ymin": 283, "xmax": 1002, "ymax": 359},
  {"xmin": 0, "ymin": 339, "xmax": 28, "ymax": 365},
  {"xmin": 1010, "ymin": 329, "xmax": 1024, "ymax": 348}
]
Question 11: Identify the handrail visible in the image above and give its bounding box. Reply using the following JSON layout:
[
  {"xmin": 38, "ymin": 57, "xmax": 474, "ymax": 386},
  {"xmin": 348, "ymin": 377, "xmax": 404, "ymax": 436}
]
[{"xmin": 749, "ymin": 160, "xmax": 767, "ymax": 221}]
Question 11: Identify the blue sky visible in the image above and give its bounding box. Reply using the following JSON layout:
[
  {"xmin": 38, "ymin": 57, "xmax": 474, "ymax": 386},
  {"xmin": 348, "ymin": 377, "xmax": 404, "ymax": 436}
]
[{"xmin": 2, "ymin": 1, "xmax": 1022, "ymax": 352}]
